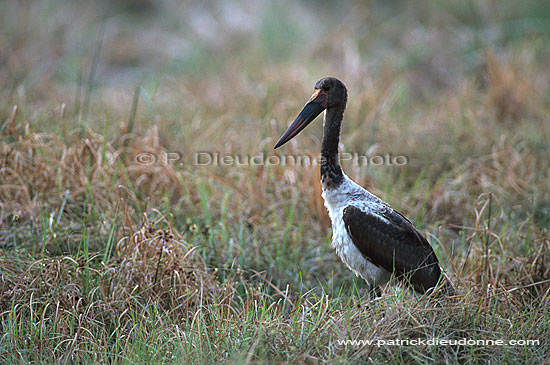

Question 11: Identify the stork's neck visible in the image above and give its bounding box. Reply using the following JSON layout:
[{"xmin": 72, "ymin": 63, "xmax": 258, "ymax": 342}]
[{"xmin": 321, "ymin": 106, "xmax": 344, "ymax": 189}]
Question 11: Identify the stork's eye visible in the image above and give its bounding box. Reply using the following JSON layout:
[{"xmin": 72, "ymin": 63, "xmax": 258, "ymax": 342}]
[{"xmin": 322, "ymin": 85, "xmax": 330, "ymax": 91}]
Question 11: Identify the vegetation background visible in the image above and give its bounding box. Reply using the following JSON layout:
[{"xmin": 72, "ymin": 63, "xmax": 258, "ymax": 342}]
[{"xmin": 1, "ymin": 0, "xmax": 549, "ymax": 362}]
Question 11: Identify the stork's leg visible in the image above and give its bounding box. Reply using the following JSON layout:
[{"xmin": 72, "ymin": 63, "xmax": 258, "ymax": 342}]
[{"xmin": 368, "ymin": 285, "xmax": 382, "ymax": 298}]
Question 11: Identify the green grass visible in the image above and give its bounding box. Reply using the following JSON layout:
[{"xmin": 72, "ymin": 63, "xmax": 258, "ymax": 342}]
[{"xmin": 1, "ymin": 0, "xmax": 550, "ymax": 363}]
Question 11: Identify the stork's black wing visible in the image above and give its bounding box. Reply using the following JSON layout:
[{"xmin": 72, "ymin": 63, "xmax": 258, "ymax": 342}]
[{"xmin": 343, "ymin": 205, "xmax": 443, "ymax": 294}]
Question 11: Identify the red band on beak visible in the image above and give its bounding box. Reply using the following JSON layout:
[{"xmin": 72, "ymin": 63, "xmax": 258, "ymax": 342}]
[{"xmin": 308, "ymin": 89, "xmax": 328, "ymax": 108}]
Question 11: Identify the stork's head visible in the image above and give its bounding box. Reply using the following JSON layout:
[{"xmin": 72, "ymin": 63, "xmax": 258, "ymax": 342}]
[{"xmin": 274, "ymin": 77, "xmax": 347, "ymax": 149}]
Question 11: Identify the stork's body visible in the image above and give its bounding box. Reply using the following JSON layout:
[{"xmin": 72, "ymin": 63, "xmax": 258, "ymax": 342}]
[
  {"xmin": 322, "ymin": 176, "xmax": 392, "ymax": 288},
  {"xmin": 275, "ymin": 77, "xmax": 453, "ymax": 295}
]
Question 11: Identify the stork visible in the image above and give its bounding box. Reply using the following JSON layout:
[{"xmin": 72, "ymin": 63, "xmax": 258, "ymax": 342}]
[{"xmin": 274, "ymin": 77, "xmax": 454, "ymax": 295}]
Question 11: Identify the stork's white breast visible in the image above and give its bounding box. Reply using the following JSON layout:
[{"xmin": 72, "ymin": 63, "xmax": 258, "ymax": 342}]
[{"xmin": 322, "ymin": 175, "xmax": 391, "ymax": 287}]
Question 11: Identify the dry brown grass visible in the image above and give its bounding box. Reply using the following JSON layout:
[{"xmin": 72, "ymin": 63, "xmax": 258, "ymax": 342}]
[
  {"xmin": 486, "ymin": 51, "xmax": 538, "ymax": 122},
  {"xmin": 0, "ymin": 212, "xmax": 235, "ymax": 358},
  {"xmin": 110, "ymin": 212, "xmax": 231, "ymax": 314},
  {"xmin": 0, "ymin": 113, "xmax": 194, "ymax": 225}
]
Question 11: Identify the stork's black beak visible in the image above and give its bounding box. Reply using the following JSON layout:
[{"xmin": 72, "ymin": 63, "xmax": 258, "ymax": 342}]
[{"xmin": 274, "ymin": 89, "xmax": 328, "ymax": 149}]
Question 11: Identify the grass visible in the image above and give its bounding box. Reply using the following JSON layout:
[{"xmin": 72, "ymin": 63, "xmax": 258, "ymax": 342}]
[{"xmin": 1, "ymin": 0, "xmax": 550, "ymax": 363}]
